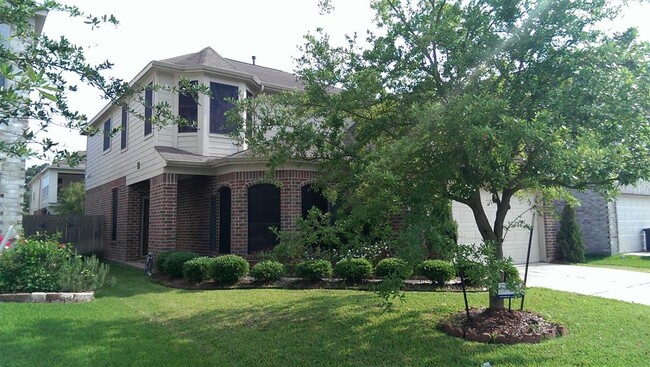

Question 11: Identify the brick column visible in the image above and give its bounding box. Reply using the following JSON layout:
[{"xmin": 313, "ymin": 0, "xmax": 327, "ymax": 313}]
[
  {"xmin": 543, "ymin": 208, "xmax": 559, "ymax": 262},
  {"xmin": 149, "ymin": 173, "xmax": 178, "ymax": 254}
]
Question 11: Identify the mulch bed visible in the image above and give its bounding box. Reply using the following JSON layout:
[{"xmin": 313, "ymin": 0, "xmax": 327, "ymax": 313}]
[{"xmin": 439, "ymin": 307, "xmax": 567, "ymax": 344}]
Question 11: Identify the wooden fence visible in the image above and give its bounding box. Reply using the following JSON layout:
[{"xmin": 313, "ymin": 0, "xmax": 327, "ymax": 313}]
[{"xmin": 22, "ymin": 215, "xmax": 104, "ymax": 255}]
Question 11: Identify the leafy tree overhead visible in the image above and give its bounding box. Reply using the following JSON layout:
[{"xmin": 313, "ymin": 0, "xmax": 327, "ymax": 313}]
[
  {"xmin": 52, "ymin": 180, "xmax": 85, "ymax": 215},
  {"xmin": 0, "ymin": 0, "xmax": 208, "ymax": 162},
  {"xmin": 231, "ymin": 0, "xmax": 650, "ymax": 309}
]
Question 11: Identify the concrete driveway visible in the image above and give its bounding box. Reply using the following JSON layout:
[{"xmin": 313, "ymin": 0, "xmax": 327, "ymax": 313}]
[{"xmin": 516, "ymin": 263, "xmax": 650, "ymax": 306}]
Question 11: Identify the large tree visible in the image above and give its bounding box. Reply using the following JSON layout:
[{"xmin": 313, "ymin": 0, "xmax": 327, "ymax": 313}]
[
  {"xmin": 232, "ymin": 0, "xmax": 650, "ymax": 309},
  {"xmin": 0, "ymin": 0, "xmax": 206, "ymax": 162}
]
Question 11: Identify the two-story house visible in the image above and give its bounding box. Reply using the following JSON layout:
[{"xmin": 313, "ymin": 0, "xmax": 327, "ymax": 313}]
[
  {"xmin": 27, "ymin": 155, "xmax": 85, "ymax": 215},
  {"xmin": 85, "ymin": 47, "xmax": 328, "ymax": 261}
]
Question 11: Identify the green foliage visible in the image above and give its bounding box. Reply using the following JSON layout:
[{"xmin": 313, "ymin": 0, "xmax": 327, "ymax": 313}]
[
  {"xmin": 455, "ymin": 243, "xmax": 524, "ymax": 296},
  {"xmin": 333, "ymin": 258, "xmax": 373, "ymax": 283},
  {"xmin": 159, "ymin": 251, "xmax": 199, "ymax": 278},
  {"xmin": 182, "ymin": 257, "xmax": 213, "ymax": 284},
  {"xmin": 250, "ymin": 260, "xmax": 286, "ymax": 283},
  {"xmin": 558, "ymin": 205, "xmax": 585, "ymax": 263},
  {"xmin": 454, "ymin": 261, "xmax": 487, "ymax": 287},
  {"xmin": 372, "ymin": 273, "xmax": 406, "ymax": 312},
  {"xmin": 58, "ymin": 254, "xmax": 113, "ymax": 292},
  {"xmin": 155, "ymin": 251, "xmax": 174, "ymax": 274},
  {"xmin": 52, "ymin": 181, "xmax": 85, "ymax": 215},
  {"xmin": 207, "ymin": 255, "xmax": 249, "ymax": 285},
  {"xmin": 0, "ymin": 234, "xmax": 112, "ymax": 292},
  {"xmin": 374, "ymin": 258, "xmax": 412, "ymax": 279},
  {"xmin": 417, "ymin": 260, "xmax": 455, "ymax": 286},
  {"xmin": 295, "ymin": 259, "xmax": 333, "ymax": 281}
]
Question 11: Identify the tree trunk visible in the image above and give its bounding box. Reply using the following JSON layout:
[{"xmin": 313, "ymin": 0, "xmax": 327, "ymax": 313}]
[{"xmin": 466, "ymin": 189, "xmax": 514, "ymax": 310}]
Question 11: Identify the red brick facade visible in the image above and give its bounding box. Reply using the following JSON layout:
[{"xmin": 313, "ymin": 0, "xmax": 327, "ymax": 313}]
[{"xmin": 86, "ymin": 169, "xmax": 318, "ymax": 261}]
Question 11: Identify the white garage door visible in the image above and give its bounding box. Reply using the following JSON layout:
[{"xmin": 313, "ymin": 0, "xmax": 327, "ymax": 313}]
[
  {"xmin": 615, "ymin": 195, "xmax": 650, "ymax": 253},
  {"xmin": 452, "ymin": 191, "xmax": 540, "ymax": 264}
]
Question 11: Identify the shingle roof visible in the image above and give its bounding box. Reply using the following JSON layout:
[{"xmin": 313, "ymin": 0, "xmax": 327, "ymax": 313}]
[
  {"xmin": 155, "ymin": 146, "xmax": 211, "ymax": 164},
  {"xmin": 159, "ymin": 47, "xmax": 303, "ymax": 90}
]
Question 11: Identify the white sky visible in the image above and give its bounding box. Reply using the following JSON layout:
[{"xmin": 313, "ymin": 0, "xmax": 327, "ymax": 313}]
[{"xmin": 28, "ymin": 0, "xmax": 650, "ymax": 165}]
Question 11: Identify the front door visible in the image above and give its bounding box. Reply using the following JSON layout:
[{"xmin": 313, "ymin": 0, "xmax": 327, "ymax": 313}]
[{"xmin": 141, "ymin": 196, "xmax": 150, "ymax": 257}]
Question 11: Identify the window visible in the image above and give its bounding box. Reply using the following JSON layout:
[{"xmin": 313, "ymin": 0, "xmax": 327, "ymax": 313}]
[
  {"xmin": 301, "ymin": 184, "xmax": 329, "ymax": 218},
  {"xmin": 218, "ymin": 187, "xmax": 231, "ymax": 254},
  {"xmin": 103, "ymin": 119, "xmax": 111, "ymax": 151},
  {"xmin": 209, "ymin": 82, "xmax": 238, "ymax": 134},
  {"xmin": 41, "ymin": 176, "xmax": 49, "ymax": 199},
  {"xmin": 247, "ymin": 184, "xmax": 280, "ymax": 254},
  {"xmin": 144, "ymin": 82, "xmax": 153, "ymax": 136},
  {"xmin": 111, "ymin": 188, "xmax": 118, "ymax": 241},
  {"xmin": 209, "ymin": 195, "xmax": 217, "ymax": 251},
  {"xmin": 121, "ymin": 106, "xmax": 128, "ymax": 150},
  {"xmin": 178, "ymin": 80, "xmax": 198, "ymax": 133}
]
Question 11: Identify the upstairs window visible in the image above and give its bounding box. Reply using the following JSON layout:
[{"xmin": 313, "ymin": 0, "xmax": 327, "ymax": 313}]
[
  {"xmin": 103, "ymin": 119, "xmax": 111, "ymax": 151},
  {"xmin": 178, "ymin": 80, "xmax": 198, "ymax": 133},
  {"xmin": 209, "ymin": 82, "xmax": 238, "ymax": 134},
  {"xmin": 144, "ymin": 82, "xmax": 153, "ymax": 136},
  {"xmin": 121, "ymin": 106, "xmax": 128, "ymax": 150},
  {"xmin": 41, "ymin": 176, "xmax": 49, "ymax": 199}
]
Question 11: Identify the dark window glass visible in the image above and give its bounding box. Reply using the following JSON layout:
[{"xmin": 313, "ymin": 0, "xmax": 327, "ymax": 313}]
[
  {"xmin": 219, "ymin": 187, "xmax": 231, "ymax": 254},
  {"xmin": 103, "ymin": 119, "xmax": 111, "ymax": 151},
  {"xmin": 301, "ymin": 184, "xmax": 329, "ymax": 218},
  {"xmin": 209, "ymin": 195, "xmax": 217, "ymax": 251},
  {"xmin": 144, "ymin": 83, "xmax": 153, "ymax": 136},
  {"xmin": 178, "ymin": 80, "xmax": 198, "ymax": 133},
  {"xmin": 209, "ymin": 82, "xmax": 238, "ymax": 134},
  {"xmin": 121, "ymin": 106, "xmax": 128, "ymax": 150},
  {"xmin": 247, "ymin": 184, "xmax": 280, "ymax": 254},
  {"xmin": 111, "ymin": 189, "xmax": 118, "ymax": 241}
]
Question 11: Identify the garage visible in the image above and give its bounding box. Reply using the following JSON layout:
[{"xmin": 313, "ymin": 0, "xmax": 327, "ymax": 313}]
[
  {"xmin": 615, "ymin": 194, "xmax": 650, "ymax": 253},
  {"xmin": 452, "ymin": 191, "xmax": 542, "ymax": 264}
]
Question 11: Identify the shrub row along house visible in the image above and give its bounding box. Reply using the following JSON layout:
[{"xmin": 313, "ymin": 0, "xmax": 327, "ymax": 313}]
[{"xmin": 85, "ymin": 47, "xmax": 649, "ymax": 263}]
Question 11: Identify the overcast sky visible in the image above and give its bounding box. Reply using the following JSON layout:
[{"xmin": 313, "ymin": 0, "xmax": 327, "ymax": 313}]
[{"xmin": 29, "ymin": 0, "xmax": 650, "ymax": 165}]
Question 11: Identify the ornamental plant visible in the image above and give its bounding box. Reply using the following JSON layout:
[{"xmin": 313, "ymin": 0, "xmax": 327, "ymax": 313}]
[
  {"xmin": 417, "ymin": 260, "xmax": 455, "ymax": 286},
  {"xmin": 296, "ymin": 259, "xmax": 333, "ymax": 281},
  {"xmin": 375, "ymin": 258, "xmax": 413, "ymax": 280},
  {"xmin": 207, "ymin": 255, "xmax": 249, "ymax": 285},
  {"xmin": 557, "ymin": 205, "xmax": 585, "ymax": 263},
  {"xmin": 250, "ymin": 260, "xmax": 285, "ymax": 283},
  {"xmin": 334, "ymin": 258, "xmax": 373, "ymax": 283},
  {"xmin": 183, "ymin": 256, "xmax": 214, "ymax": 284}
]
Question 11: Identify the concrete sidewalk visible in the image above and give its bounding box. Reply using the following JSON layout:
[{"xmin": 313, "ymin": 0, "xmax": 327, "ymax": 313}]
[{"xmin": 516, "ymin": 263, "xmax": 650, "ymax": 306}]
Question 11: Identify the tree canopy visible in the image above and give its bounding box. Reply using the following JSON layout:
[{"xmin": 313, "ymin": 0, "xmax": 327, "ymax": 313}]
[
  {"xmin": 232, "ymin": 0, "xmax": 650, "ymax": 308},
  {"xmin": 52, "ymin": 180, "xmax": 84, "ymax": 215}
]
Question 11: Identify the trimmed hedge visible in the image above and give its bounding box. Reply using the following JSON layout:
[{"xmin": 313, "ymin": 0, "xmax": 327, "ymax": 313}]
[
  {"xmin": 418, "ymin": 260, "xmax": 455, "ymax": 285},
  {"xmin": 207, "ymin": 255, "xmax": 249, "ymax": 285},
  {"xmin": 334, "ymin": 258, "xmax": 373, "ymax": 283},
  {"xmin": 296, "ymin": 259, "xmax": 333, "ymax": 281},
  {"xmin": 375, "ymin": 258, "xmax": 412, "ymax": 279},
  {"xmin": 250, "ymin": 260, "xmax": 285, "ymax": 283},
  {"xmin": 183, "ymin": 257, "xmax": 214, "ymax": 284},
  {"xmin": 159, "ymin": 251, "xmax": 199, "ymax": 278}
]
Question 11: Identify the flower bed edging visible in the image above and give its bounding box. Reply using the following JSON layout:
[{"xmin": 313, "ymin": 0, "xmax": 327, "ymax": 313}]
[{"xmin": 0, "ymin": 291, "xmax": 94, "ymax": 303}]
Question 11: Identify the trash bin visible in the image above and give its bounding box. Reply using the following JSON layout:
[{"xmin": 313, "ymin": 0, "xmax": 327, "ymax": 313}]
[{"xmin": 643, "ymin": 228, "xmax": 650, "ymax": 252}]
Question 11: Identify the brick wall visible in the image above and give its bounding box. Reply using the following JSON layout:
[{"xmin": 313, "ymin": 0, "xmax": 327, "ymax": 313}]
[
  {"xmin": 85, "ymin": 176, "xmax": 126, "ymax": 260},
  {"xmin": 176, "ymin": 175, "xmax": 212, "ymax": 255},
  {"xmin": 148, "ymin": 173, "xmax": 177, "ymax": 254}
]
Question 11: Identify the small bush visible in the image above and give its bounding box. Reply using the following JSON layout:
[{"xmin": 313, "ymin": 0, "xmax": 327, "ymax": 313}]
[
  {"xmin": 501, "ymin": 263, "xmax": 519, "ymax": 282},
  {"xmin": 296, "ymin": 259, "xmax": 333, "ymax": 281},
  {"xmin": 250, "ymin": 260, "xmax": 285, "ymax": 283},
  {"xmin": 558, "ymin": 205, "xmax": 585, "ymax": 263},
  {"xmin": 455, "ymin": 261, "xmax": 486, "ymax": 286},
  {"xmin": 155, "ymin": 251, "xmax": 174, "ymax": 274},
  {"xmin": 58, "ymin": 254, "xmax": 113, "ymax": 292},
  {"xmin": 183, "ymin": 257, "xmax": 214, "ymax": 284},
  {"xmin": 375, "ymin": 258, "xmax": 413, "ymax": 279},
  {"xmin": 418, "ymin": 260, "xmax": 455, "ymax": 286},
  {"xmin": 207, "ymin": 255, "xmax": 249, "ymax": 285},
  {"xmin": 160, "ymin": 251, "xmax": 199, "ymax": 278},
  {"xmin": 334, "ymin": 258, "xmax": 373, "ymax": 283}
]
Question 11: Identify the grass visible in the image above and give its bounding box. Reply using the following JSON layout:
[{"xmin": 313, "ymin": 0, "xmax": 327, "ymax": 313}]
[
  {"xmin": 1, "ymin": 264, "xmax": 649, "ymax": 367},
  {"xmin": 583, "ymin": 254, "xmax": 650, "ymax": 272}
]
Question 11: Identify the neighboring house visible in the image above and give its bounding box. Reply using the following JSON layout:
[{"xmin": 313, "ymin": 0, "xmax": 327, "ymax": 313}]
[
  {"xmin": 0, "ymin": 13, "xmax": 47, "ymax": 229},
  {"xmin": 85, "ymin": 47, "xmax": 554, "ymax": 264},
  {"xmin": 27, "ymin": 155, "xmax": 86, "ymax": 215}
]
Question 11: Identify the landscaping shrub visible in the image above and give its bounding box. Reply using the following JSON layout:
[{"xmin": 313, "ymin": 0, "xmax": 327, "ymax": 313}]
[
  {"xmin": 375, "ymin": 258, "xmax": 413, "ymax": 279},
  {"xmin": 250, "ymin": 260, "xmax": 285, "ymax": 283},
  {"xmin": 334, "ymin": 258, "xmax": 373, "ymax": 283},
  {"xmin": 160, "ymin": 251, "xmax": 199, "ymax": 278},
  {"xmin": 155, "ymin": 250, "xmax": 174, "ymax": 274},
  {"xmin": 417, "ymin": 260, "xmax": 455, "ymax": 286},
  {"xmin": 558, "ymin": 205, "xmax": 585, "ymax": 263},
  {"xmin": 58, "ymin": 254, "xmax": 113, "ymax": 292},
  {"xmin": 454, "ymin": 260, "xmax": 486, "ymax": 286},
  {"xmin": 207, "ymin": 255, "xmax": 249, "ymax": 285},
  {"xmin": 183, "ymin": 257, "xmax": 214, "ymax": 284},
  {"xmin": 501, "ymin": 263, "xmax": 519, "ymax": 282},
  {"xmin": 296, "ymin": 259, "xmax": 333, "ymax": 281},
  {"xmin": 0, "ymin": 236, "xmax": 69, "ymax": 293}
]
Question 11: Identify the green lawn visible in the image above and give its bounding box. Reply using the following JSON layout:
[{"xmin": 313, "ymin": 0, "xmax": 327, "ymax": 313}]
[
  {"xmin": 583, "ymin": 254, "xmax": 650, "ymax": 272},
  {"xmin": 1, "ymin": 265, "xmax": 648, "ymax": 367}
]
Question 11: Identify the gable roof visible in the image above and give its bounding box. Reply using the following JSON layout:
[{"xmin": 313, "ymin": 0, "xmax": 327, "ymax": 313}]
[{"xmin": 159, "ymin": 47, "xmax": 304, "ymax": 90}]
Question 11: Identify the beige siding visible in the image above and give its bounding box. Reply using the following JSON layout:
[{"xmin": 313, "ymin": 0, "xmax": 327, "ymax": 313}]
[
  {"xmin": 155, "ymin": 72, "xmax": 175, "ymax": 147},
  {"xmin": 207, "ymin": 134, "xmax": 239, "ymax": 156}
]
